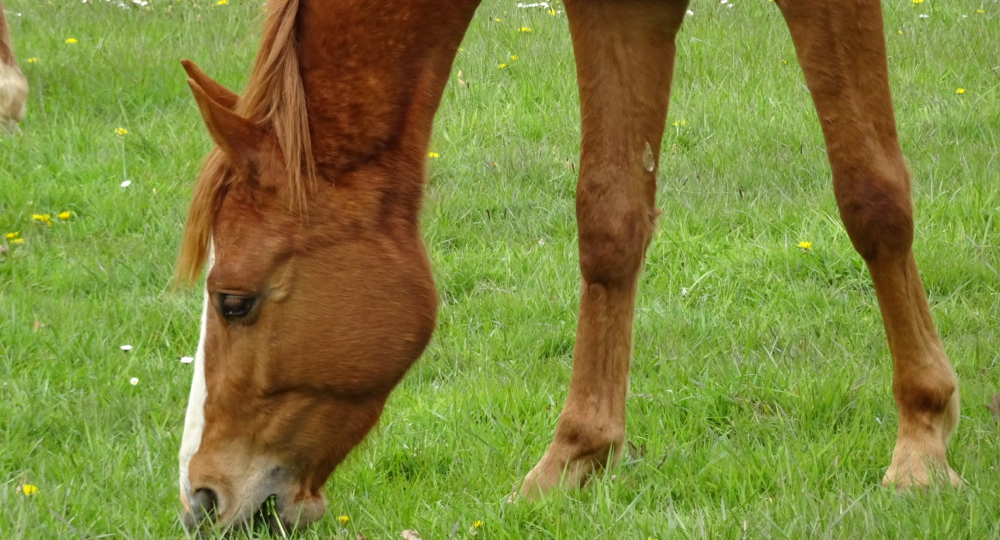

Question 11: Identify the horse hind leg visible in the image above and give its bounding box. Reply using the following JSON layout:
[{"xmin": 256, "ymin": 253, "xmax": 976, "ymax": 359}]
[
  {"xmin": 0, "ymin": 1, "xmax": 27, "ymax": 134},
  {"xmin": 776, "ymin": 0, "xmax": 960, "ymax": 488},
  {"xmin": 518, "ymin": 0, "xmax": 689, "ymax": 498}
]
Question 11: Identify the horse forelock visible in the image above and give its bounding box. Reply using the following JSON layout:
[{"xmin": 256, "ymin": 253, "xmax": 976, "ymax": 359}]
[
  {"xmin": 175, "ymin": 149, "xmax": 230, "ymax": 287},
  {"xmin": 175, "ymin": 0, "xmax": 315, "ymax": 287}
]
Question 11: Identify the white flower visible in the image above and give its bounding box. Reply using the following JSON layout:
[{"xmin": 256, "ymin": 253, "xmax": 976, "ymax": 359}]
[
  {"xmin": 120, "ymin": 180, "xmax": 131, "ymax": 188},
  {"xmin": 129, "ymin": 377, "xmax": 139, "ymax": 385},
  {"xmin": 919, "ymin": 14, "xmax": 929, "ymax": 18},
  {"xmin": 120, "ymin": 344, "xmax": 133, "ymax": 351},
  {"xmin": 180, "ymin": 356, "xmax": 194, "ymax": 364},
  {"xmin": 686, "ymin": 10, "xmax": 694, "ymax": 15}
]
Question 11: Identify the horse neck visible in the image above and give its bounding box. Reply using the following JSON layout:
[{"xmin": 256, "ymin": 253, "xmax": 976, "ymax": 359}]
[{"xmin": 296, "ymin": 0, "xmax": 480, "ymax": 206}]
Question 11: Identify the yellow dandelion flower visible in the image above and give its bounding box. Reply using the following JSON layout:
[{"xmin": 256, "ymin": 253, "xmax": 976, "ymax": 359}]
[
  {"xmin": 58, "ymin": 211, "xmax": 72, "ymax": 220},
  {"xmin": 519, "ymin": 27, "xmax": 532, "ymax": 32},
  {"xmin": 672, "ymin": 119, "xmax": 687, "ymax": 127},
  {"xmin": 115, "ymin": 127, "xmax": 129, "ymax": 136},
  {"xmin": 4, "ymin": 232, "xmax": 18, "ymax": 239},
  {"xmin": 11, "ymin": 238, "xmax": 25, "ymax": 245},
  {"xmin": 32, "ymin": 214, "xmax": 52, "ymax": 226},
  {"xmin": 976, "ymin": 9, "xmax": 984, "ymax": 13},
  {"xmin": 510, "ymin": 55, "xmax": 518, "ymax": 60},
  {"xmin": 64, "ymin": 38, "xmax": 77, "ymax": 44},
  {"xmin": 498, "ymin": 63, "xmax": 507, "ymax": 69},
  {"xmin": 898, "ymin": 30, "xmax": 903, "ymax": 34},
  {"xmin": 494, "ymin": 17, "xmax": 502, "ymax": 22},
  {"xmin": 797, "ymin": 241, "xmax": 812, "ymax": 250},
  {"xmin": 428, "ymin": 152, "xmax": 440, "ymax": 158},
  {"xmin": 956, "ymin": 88, "xmax": 965, "ymax": 94},
  {"xmin": 336, "ymin": 515, "xmax": 350, "ymax": 525},
  {"xmin": 216, "ymin": 0, "xmax": 228, "ymax": 4},
  {"xmin": 473, "ymin": 520, "xmax": 484, "ymax": 529},
  {"xmin": 547, "ymin": 8, "xmax": 556, "ymax": 15},
  {"xmin": 911, "ymin": 0, "xmax": 923, "ymax": 5},
  {"xmin": 21, "ymin": 484, "xmax": 38, "ymax": 495},
  {"xmin": 27, "ymin": 57, "xmax": 38, "ymax": 63},
  {"xmin": 781, "ymin": 59, "xmax": 789, "ymax": 65}
]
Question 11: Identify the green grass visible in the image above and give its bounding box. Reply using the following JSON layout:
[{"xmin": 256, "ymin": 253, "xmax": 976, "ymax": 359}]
[{"xmin": 1, "ymin": 0, "xmax": 998, "ymax": 537}]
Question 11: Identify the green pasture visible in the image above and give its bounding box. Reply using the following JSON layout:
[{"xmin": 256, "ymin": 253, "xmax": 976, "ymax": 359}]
[{"xmin": 1, "ymin": 0, "xmax": 998, "ymax": 537}]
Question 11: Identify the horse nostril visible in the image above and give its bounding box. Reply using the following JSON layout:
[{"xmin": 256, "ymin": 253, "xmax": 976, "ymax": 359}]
[{"xmin": 190, "ymin": 487, "xmax": 218, "ymax": 523}]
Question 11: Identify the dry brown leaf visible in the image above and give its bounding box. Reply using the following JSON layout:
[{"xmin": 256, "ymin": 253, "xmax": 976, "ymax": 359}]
[
  {"xmin": 626, "ymin": 440, "xmax": 646, "ymax": 462},
  {"xmin": 400, "ymin": 530, "xmax": 422, "ymax": 540},
  {"xmin": 987, "ymin": 392, "xmax": 1000, "ymax": 423}
]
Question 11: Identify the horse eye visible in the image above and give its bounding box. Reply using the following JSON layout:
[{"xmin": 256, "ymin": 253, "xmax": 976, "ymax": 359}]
[{"xmin": 218, "ymin": 294, "xmax": 256, "ymax": 320}]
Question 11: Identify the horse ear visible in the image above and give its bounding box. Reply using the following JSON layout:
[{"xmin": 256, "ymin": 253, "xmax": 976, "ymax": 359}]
[
  {"xmin": 188, "ymin": 79, "xmax": 261, "ymax": 176},
  {"xmin": 181, "ymin": 59, "xmax": 239, "ymax": 110}
]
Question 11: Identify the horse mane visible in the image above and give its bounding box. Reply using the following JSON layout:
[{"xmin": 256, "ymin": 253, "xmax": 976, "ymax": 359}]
[{"xmin": 174, "ymin": 0, "xmax": 316, "ymax": 286}]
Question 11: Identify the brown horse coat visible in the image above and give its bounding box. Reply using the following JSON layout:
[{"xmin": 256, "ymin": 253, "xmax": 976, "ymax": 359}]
[{"xmin": 176, "ymin": 0, "xmax": 961, "ymax": 533}]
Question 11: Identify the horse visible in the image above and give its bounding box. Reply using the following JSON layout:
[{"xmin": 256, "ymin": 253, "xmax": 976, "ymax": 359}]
[
  {"xmin": 0, "ymin": 0, "xmax": 28, "ymax": 133},
  {"xmin": 175, "ymin": 0, "xmax": 962, "ymax": 533}
]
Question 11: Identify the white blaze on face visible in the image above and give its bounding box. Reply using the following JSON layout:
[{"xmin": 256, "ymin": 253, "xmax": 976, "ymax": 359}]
[{"xmin": 179, "ymin": 244, "xmax": 214, "ymax": 505}]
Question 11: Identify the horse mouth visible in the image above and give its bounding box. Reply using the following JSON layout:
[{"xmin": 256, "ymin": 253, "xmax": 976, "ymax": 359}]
[
  {"xmin": 252, "ymin": 494, "xmax": 312, "ymax": 536},
  {"xmin": 183, "ymin": 493, "xmax": 308, "ymax": 538}
]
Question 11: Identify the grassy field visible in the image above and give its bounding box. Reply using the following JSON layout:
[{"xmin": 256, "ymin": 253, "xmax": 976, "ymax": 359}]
[{"xmin": 1, "ymin": 0, "xmax": 998, "ymax": 537}]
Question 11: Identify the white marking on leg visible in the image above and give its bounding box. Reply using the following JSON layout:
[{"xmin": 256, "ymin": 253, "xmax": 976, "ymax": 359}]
[
  {"xmin": 179, "ymin": 244, "xmax": 214, "ymax": 505},
  {"xmin": 642, "ymin": 141, "xmax": 655, "ymax": 173},
  {"xmin": 0, "ymin": 58, "xmax": 28, "ymax": 133}
]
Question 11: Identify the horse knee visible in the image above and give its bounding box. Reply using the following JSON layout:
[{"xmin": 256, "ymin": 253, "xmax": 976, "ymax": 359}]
[
  {"xmin": 895, "ymin": 368, "xmax": 957, "ymax": 419},
  {"xmin": 577, "ymin": 203, "xmax": 656, "ymax": 288},
  {"xmin": 835, "ymin": 166, "xmax": 914, "ymax": 262}
]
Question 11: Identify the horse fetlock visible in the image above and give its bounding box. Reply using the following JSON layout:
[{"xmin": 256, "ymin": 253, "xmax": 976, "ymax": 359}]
[{"xmin": 895, "ymin": 364, "xmax": 959, "ymax": 435}]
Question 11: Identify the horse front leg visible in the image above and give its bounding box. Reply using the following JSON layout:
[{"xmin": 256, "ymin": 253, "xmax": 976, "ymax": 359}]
[
  {"xmin": 519, "ymin": 0, "xmax": 690, "ymax": 498},
  {"xmin": 776, "ymin": 0, "xmax": 961, "ymax": 488},
  {"xmin": 0, "ymin": 0, "xmax": 28, "ymax": 133}
]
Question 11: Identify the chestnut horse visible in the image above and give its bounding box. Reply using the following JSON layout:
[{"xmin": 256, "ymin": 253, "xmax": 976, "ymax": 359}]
[
  {"xmin": 0, "ymin": 1, "xmax": 28, "ymax": 133},
  {"xmin": 176, "ymin": 0, "xmax": 962, "ymax": 533}
]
